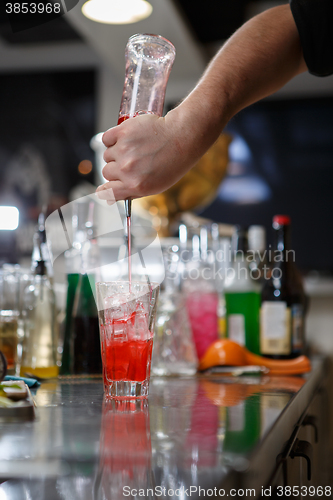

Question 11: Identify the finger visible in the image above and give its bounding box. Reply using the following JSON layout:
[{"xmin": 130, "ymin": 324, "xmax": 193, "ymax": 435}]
[
  {"xmin": 102, "ymin": 162, "xmax": 119, "ymax": 181},
  {"xmin": 103, "ymin": 147, "xmax": 115, "ymax": 163},
  {"xmin": 102, "ymin": 127, "xmax": 117, "ymax": 148},
  {"xmin": 97, "ymin": 181, "xmax": 136, "ymax": 202},
  {"xmin": 96, "ymin": 183, "xmax": 116, "ymax": 202}
]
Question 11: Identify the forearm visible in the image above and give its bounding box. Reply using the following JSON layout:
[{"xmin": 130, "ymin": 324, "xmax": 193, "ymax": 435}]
[
  {"xmin": 98, "ymin": 4, "xmax": 307, "ymax": 200},
  {"xmin": 169, "ymin": 4, "xmax": 306, "ymax": 158}
]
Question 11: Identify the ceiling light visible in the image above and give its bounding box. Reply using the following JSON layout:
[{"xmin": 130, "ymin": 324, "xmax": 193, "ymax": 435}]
[{"xmin": 82, "ymin": 0, "xmax": 153, "ymax": 24}]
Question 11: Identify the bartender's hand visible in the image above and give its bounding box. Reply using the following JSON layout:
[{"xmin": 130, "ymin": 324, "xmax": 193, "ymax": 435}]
[
  {"xmin": 97, "ymin": 4, "xmax": 306, "ymax": 202},
  {"xmin": 96, "ymin": 109, "xmax": 206, "ymax": 202}
]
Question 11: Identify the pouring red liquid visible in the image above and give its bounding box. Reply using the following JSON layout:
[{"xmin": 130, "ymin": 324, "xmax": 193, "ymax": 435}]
[
  {"xmin": 118, "ymin": 112, "xmax": 154, "ymax": 288},
  {"xmin": 117, "ymin": 34, "xmax": 175, "ymax": 287}
]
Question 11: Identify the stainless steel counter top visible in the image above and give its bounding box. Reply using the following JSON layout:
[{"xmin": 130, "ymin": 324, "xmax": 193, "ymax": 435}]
[{"xmin": 0, "ymin": 357, "xmax": 328, "ymax": 499}]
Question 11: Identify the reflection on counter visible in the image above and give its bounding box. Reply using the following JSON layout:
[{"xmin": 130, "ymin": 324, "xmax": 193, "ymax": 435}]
[
  {"xmin": 95, "ymin": 399, "xmax": 153, "ymax": 500},
  {"xmin": 149, "ymin": 376, "xmax": 304, "ymax": 495},
  {"xmin": 0, "ymin": 374, "xmax": 313, "ymax": 499}
]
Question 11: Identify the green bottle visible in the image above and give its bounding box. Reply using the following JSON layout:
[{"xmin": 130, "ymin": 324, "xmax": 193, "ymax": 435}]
[
  {"xmin": 224, "ymin": 227, "xmax": 261, "ymax": 355},
  {"xmin": 60, "ymin": 272, "xmax": 79, "ymax": 375},
  {"xmin": 71, "ymin": 272, "xmax": 101, "ymax": 374},
  {"xmin": 60, "ymin": 223, "xmax": 102, "ymax": 375}
]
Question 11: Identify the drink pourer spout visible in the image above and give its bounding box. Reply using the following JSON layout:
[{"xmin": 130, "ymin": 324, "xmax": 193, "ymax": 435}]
[{"xmin": 124, "ymin": 199, "xmax": 132, "ymax": 218}]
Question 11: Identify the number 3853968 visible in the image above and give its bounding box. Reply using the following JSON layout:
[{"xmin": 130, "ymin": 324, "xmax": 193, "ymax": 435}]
[
  {"xmin": 276, "ymin": 486, "xmax": 331, "ymax": 496},
  {"xmin": 5, "ymin": 3, "xmax": 62, "ymax": 14}
]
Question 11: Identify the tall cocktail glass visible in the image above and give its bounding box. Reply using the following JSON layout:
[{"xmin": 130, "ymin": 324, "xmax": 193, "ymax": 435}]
[{"xmin": 96, "ymin": 281, "xmax": 159, "ymax": 398}]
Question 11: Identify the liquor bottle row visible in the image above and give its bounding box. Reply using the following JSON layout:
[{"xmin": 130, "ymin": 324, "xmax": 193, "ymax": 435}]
[
  {"xmin": 224, "ymin": 215, "xmax": 307, "ymax": 359},
  {"xmin": 5, "ymin": 208, "xmax": 306, "ymax": 379}
]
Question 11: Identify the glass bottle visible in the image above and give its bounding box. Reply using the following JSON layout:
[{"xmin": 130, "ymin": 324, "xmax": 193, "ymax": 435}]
[
  {"xmin": 20, "ymin": 259, "xmax": 59, "ymax": 378},
  {"xmin": 260, "ymin": 215, "xmax": 307, "ymax": 359},
  {"xmin": 71, "ymin": 268, "xmax": 101, "ymax": 375},
  {"xmin": 60, "ymin": 197, "xmax": 102, "ymax": 375},
  {"xmin": 31, "ymin": 210, "xmax": 53, "ymax": 281},
  {"xmin": 211, "ymin": 223, "xmax": 230, "ymax": 338},
  {"xmin": 247, "ymin": 225, "xmax": 268, "ymax": 284},
  {"xmin": 62, "ymin": 233, "xmax": 101, "ymax": 375},
  {"xmin": 60, "ymin": 216, "xmax": 81, "ymax": 376},
  {"xmin": 151, "ymin": 247, "xmax": 197, "ymax": 376},
  {"xmin": 184, "ymin": 228, "xmax": 219, "ymax": 361},
  {"xmin": 119, "ymin": 33, "xmax": 176, "ymax": 122},
  {"xmin": 224, "ymin": 226, "xmax": 261, "ymax": 355},
  {"xmin": 60, "ymin": 270, "xmax": 79, "ymax": 375}
]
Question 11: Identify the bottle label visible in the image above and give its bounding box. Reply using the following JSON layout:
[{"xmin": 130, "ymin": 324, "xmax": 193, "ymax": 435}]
[
  {"xmin": 228, "ymin": 314, "xmax": 245, "ymax": 346},
  {"xmin": 291, "ymin": 304, "xmax": 304, "ymax": 351},
  {"xmin": 260, "ymin": 302, "xmax": 291, "ymax": 355}
]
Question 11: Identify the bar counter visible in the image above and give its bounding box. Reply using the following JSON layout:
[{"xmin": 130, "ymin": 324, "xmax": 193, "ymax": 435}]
[{"xmin": 0, "ymin": 357, "xmax": 330, "ymax": 498}]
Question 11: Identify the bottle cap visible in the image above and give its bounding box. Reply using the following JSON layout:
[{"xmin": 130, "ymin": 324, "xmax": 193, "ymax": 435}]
[{"xmin": 273, "ymin": 215, "xmax": 291, "ymax": 226}]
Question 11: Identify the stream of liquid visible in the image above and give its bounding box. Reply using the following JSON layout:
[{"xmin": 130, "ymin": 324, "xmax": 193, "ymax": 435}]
[
  {"xmin": 127, "ymin": 214, "xmax": 132, "ymax": 289},
  {"xmin": 118, "ymin": 113, "xmax": 155, "ymax": 290},
  {"xmin": 117, "ymin": 115, "xmax": 133, "ymax": 289}
]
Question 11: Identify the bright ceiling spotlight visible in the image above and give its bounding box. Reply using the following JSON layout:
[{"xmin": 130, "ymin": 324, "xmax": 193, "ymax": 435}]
[
  {"xmin": 82, "ymin": 0, "xmax": 153, "ymax": 24},
  {"xmin": 0, "ymin": 207, "xmax": 19, "ymax": 231}
]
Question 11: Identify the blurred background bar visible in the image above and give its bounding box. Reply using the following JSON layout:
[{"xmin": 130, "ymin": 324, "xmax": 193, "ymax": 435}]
[{"xmin": 0, "ymin": 1, "xmax": 332, "ymax": 372}]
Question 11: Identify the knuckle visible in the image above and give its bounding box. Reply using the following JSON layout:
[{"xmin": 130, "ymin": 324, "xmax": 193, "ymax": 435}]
[
  {"xmin": 121, "ymin": 157, "xmax": 135, "ymax": 174},
  {"xmin": 103, "ymin": 148, "xmax": 114, "ymax": 163}
]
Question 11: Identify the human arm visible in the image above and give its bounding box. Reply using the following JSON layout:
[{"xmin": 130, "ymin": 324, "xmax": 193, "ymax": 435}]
[{"xmin": 97, "ymin": 4, "xmax": 306, "ymax": 201}]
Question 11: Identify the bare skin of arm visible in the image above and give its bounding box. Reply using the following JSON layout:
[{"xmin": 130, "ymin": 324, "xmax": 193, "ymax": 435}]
[{"xmin": 97, "ymin": 4, "xmax": 307, "ymax": 201}]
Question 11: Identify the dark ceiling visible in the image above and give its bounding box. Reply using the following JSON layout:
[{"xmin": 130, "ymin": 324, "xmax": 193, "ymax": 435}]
[
  {"xmin": 0, "ymin": 0, "xmax": 270, "ymax": 46},
  {"xmin": 0, "ymin": 2, "xmax": 82, "ymax": 44},
  {"xmin": 174, "ymin": 0, "xmax": 250, "ymax": 44}
]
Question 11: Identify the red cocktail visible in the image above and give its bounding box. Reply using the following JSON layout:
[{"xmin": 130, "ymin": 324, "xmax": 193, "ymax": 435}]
[
  {"xmin": 96, "ymin": 281, "xmax": 159, "ymax": 399},
  {"xmin": 100, "ymin": 313, "xmax": 154, "ymax": 383}
]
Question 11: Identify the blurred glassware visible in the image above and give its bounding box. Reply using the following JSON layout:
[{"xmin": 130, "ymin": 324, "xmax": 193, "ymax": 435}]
[
  {"xmin": 60, "ymin": 274, "xmax": 79, "ymax": 376},
  {"xmin": 151, "ymin": 246, "xmax": 197, "ymax": 376},
  {"xmin": 181, "ymin": 226, "xmax": 220, "ymax": 361},
  {"xmin": 0, "ymin": 267, "xmax": 21, "ymax": 374},
  {"xmin": 61, "ymin": 198, "xmax": 101, "ymax": 375},
  {"xmin": 211, "ymin": 223, "xmax": 232, "ymax": 338},
  {"xmin": 31, "ymin": 209, "xmax": 54, "ymax": 280},
  {"xmin": 20, "ymin": 258, "xmax": 59, "ymax": 379}
]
